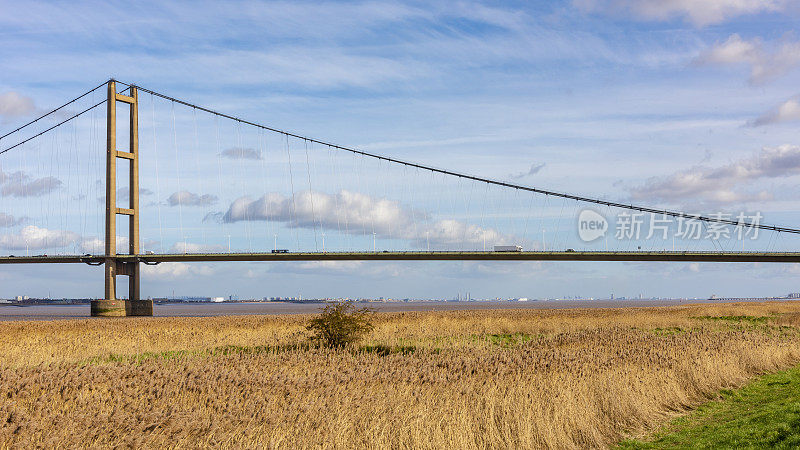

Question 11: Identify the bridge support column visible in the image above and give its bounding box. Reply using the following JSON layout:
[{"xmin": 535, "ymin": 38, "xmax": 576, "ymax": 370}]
[{"xmin": 91, "ymin": 80, "xmax": 152, "ymax": 317}]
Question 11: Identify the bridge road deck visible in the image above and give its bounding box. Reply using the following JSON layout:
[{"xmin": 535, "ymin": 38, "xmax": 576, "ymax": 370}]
[{"xmin": 2, "ymin": 251, "xmax": 800, "ymax": 264}]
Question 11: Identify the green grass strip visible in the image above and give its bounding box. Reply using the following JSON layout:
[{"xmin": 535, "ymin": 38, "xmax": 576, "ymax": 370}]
[{"xmin": 619, "ymin": 365, "xmax": 800, "ymax": 449}]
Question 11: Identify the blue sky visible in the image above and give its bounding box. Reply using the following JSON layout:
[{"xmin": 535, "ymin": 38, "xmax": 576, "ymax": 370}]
[{"xmin": 1, "ymin": 0, "xmax": 800, "ymax": 300}]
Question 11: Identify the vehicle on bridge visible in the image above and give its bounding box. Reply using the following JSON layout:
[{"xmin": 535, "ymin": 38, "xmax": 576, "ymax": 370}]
[{"xmin": 493, "ymin": 245, "xmax": 523, "ymax": 252}]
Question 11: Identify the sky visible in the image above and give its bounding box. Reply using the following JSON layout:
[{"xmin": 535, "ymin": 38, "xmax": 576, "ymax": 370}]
[{"xmin": 1, "ymin": 0, "xmax": 800, "ymax": 300}]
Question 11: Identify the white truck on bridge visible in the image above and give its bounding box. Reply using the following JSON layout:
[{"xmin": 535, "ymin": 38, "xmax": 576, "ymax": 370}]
[{"xmin": 493, "ymin": 245, "xmax": 523, "ymax": 252}]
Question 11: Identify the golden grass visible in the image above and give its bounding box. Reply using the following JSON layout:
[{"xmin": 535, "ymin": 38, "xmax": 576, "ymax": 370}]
[{"xmin": 2, "ymin": 301, "xmax": 800, "ymax": 448}]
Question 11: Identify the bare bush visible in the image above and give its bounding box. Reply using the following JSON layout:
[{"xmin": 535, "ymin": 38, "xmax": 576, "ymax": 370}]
[{"xmin": 306, "ymin": 301, "xmax": 374, "ymax": 348}]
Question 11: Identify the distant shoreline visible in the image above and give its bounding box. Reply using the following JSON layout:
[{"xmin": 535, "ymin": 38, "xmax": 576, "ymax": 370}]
[{"xmin": 1, "ymin": 298, "xmax": 798, "ymax": 321}]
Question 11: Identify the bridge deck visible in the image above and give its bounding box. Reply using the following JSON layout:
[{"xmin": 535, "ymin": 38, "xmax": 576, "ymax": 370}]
[{"xmin": 1, "ymin": 251, "xmax": 800, "ymax": 264}]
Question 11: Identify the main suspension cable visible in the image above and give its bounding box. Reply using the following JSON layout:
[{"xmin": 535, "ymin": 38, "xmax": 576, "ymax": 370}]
[
  {"xmin": 3, "ymin": 78, "xmax": 798, "ymax": 236},
  {"xmin": 0, "ymin": 79, "xmax": 110, "ymax": 142},
  {"xmin": 124, "ymin": 81, "xmax": 797, "ymax": 235},
  {"xmin": 0, "ymin": 85, "xmax": 131, "ymax": 156}
]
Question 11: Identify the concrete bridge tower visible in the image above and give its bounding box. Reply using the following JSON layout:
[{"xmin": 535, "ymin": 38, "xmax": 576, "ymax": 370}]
[{"xmin": 90, "ymin": 81, "xmax": 152, "ymax": 317}]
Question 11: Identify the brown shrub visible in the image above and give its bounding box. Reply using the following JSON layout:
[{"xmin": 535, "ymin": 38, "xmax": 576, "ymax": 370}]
[{"xmin": 306, "ymin": 302, "xmax": 374, "ymax": 348}]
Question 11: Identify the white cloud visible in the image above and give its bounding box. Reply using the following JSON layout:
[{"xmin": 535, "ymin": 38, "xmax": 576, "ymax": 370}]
[
  {"xmin": 0, "ymin": 225, "xmax": 78, "ymax": 250},
  {"xmin": 141, "ymin": 262, "xmax": 214, "ymax": 279},
  {"xmin": 575, "ymin": 0, "xmax": 789, "ymax": 27},
  {"xmin": 221, "ymin": 147, "xmax": 262, "ymax": 160},
  {"xmin": 169, "ymin": 242, "xmax": 225, "ymax": 253},
  {"xmin": 223, "ymin": 189, "xmax": 414, "ymax": 231},
  {"xmin": 629, "ymin": 144, "xmax": 800, "ymax": 206},
  {"xmin": 221, "ymin": 190, "xmax": 515, "ymax": 249},
  {"xmin": 697, "ymin": 34, "xmax": 759, "ymax": 64},
  {"xmin": 79, "ymin": 236, "xmax": 129, "ymax": 254},
  {"xmin": 423, "ymin": 219, "xmax": 510, "ymax": 248},
  {"xmin": 748, "ymin": 95, "xmax": 800, "ymax": 127},
  {"xmin": 167, "ymin": 190, "xmax": 217, "ymax": 207},
  {"xmin": 694, "ymin": 34, "xmax": 800, "ymax": 84},
  {"xmin": 0, "ymin": 91, "xmax": 35, "ymax": 119}
]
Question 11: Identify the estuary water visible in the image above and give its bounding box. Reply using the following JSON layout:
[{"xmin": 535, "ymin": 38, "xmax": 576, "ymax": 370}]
[{"xmin": 0, "ymin": 298, "xmax": 779, "ymax": 321}]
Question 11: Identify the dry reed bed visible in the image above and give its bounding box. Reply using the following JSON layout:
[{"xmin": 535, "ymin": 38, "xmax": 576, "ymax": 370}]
[
  {"xmin": 2, "ymin": 302, "xmax": 796, "ymax": 368},
  {"xmin": 1, "ymin": 302, "xmax": 800, "ymax": 448}
]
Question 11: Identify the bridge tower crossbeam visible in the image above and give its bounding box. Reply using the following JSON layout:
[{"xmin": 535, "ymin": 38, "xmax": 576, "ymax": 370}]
[{"xmin": 90, "ymin": 81, "xmax": 152, "ymax": 316}]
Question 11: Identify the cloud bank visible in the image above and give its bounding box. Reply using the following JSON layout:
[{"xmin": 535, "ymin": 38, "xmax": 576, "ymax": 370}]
[
  {"xmin": 168, "ymin": 191, "xmax": 218, "ymax": 207},
  {"xmin": 629, "ymin": 145, "xmax": 800, "ymax": 205},
  {"xmin": 694, "ymin": 34, "xmax": 800, "ymax": 84},
  {"xmin": 0, "ymin": 168, "xmax": 61, "ymax": 198},
  {"xmin": 142, "ymin": 262, "xmax": 214, "ymax": 279},
  {"xmin": 748, "ymin": 95, "xmax": 800, "ymax": 127},
  {"xmin": 0, "ymin": 91, "xmax": 35, "ymax": 120},
  {"xmin": 79, "ymin": 236, "xmax": 129, "ymax": 254},
  {"xmin": 0, "ymin": 225, "xmax": 78, "ymax": 250},
  {"xmin": 221, "ymin": 190, "xmax": 515, "ymax": 248},
  {"xmin": 170, "ymin": 242, "xmax": 225, "ymax": 253}
]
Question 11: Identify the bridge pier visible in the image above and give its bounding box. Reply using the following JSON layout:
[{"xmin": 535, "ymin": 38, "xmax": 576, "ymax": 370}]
[
  {"xmin": 91, "ymin": 299, "xmax": 153, "ymax": 317},
  {"xmin": 92, "ymin": 258, "xmax": 152, "ymax": 317},
  {"xmin": 91, "ymin": 80, "xmax": 152, "ymax": 317}
]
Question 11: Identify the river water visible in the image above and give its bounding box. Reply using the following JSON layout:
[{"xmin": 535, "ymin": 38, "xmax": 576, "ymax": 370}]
[{"xmin": 0, "ymin": 298, "xmax": 780, "ymax": 321}]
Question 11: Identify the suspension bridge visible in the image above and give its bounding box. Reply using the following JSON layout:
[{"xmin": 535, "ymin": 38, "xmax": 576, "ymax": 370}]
[{"xmin": 1, "ymin": 80, "xmax": 799, "ymax": 316}]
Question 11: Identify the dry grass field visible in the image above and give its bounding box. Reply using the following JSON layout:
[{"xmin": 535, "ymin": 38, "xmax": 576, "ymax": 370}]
[{"xmin": 2, "ymin": 302, "xmax": 800, "ymax": 448}]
